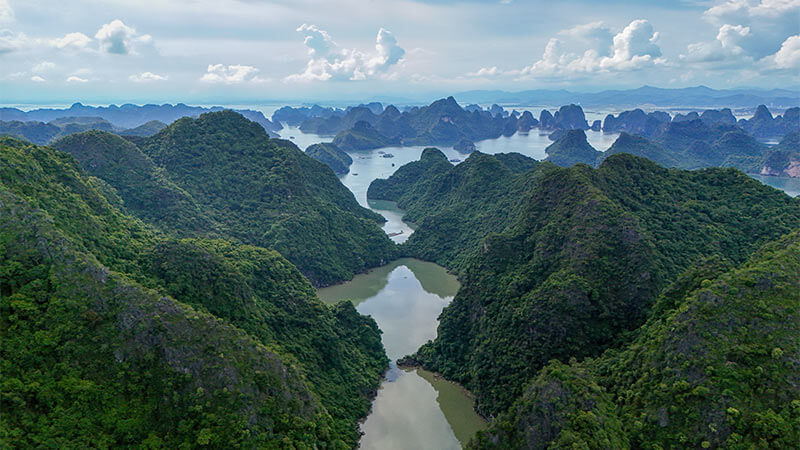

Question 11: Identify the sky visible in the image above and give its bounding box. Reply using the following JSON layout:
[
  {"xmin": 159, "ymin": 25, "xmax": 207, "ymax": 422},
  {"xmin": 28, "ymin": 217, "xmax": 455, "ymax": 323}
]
[{"xmin": 0, "ymin": 0, "xmax": 798, "ymax": 104}]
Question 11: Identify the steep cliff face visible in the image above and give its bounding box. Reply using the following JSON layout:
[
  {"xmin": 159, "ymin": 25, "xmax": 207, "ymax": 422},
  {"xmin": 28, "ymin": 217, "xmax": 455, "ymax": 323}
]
[{"xmin": 760, "ymin": 132, "xmax": 800, "ymax": 178}]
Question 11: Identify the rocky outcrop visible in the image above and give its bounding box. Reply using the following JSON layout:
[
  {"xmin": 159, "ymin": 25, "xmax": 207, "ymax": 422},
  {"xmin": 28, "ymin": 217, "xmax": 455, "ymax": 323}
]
[
  {"xmin": 454, "ymin": 138, "xmax": 477, "ymax": 153},
  {"xmin": 539, "ymin": 109, "xmax": 555, "ymax": 130},
  {"xmin": 699, "ymin": 108, "xmax": 736, "ymax": 126},
  {"xmin": 305, "ymin": 142, "xmax": 353, "ymax": 175},
  {"xmin": 517, "ymin": 111, "xmax": 538, "ymax": 132},
  {"xmin": 673, "ymin": 111, "xmax": 700, "ymax": 122},
  {"xmin": 544, "ymin": 129, "xmax": 601, "ymax": 167},
  {"xmin": 740, "ymin": 105, "xmax": 800, "ymax": 139},
  {"xmin": 602, "ymin": 109, "xmax": 671, "ymax": 138},
  {"xmin": 551, "ymin": 104, "xmax": 589, "ymax": 130},
  {"xmin": 759, "ymin": 131, "xmax": 800, "ymax": 178},
  {"xmin": 332, "ymin": 121, "xmax": 397, "ymax": 150}
]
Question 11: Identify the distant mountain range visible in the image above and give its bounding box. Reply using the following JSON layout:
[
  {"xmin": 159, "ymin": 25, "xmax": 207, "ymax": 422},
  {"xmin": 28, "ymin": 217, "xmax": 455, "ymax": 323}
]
[
  {"xmin": 453, "ymin": 85, "xmax": 800, "ymax": 110},
  {"xmin": 0, "ymin": 102, "xmax": 282, "ymax": 134}
]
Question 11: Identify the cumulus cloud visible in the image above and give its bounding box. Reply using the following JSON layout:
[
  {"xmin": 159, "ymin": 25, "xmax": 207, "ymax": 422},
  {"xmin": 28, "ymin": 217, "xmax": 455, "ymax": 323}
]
[
  {"xmin": 200, "ymin": 64, "xmax": 265, "ymax": 83},
  {"xmin": 50, "ymin": 32, "xmax": 92, "ymax": 50},
  {"xmin": 129, "ymin": 71, "xmax": 168, "ymax": 82},
  {"xmin": 701, "ymin": 0, "xmax": 800, "ymax": 59},
  {"xmin": 66, "ymin": 75, "xmax": 88, "ymax": 83},
  {"xmin": 31, "ymin": 75, "xmax": 45, "ymax": 82},
  {"xmin": 510, "ymin": 19, "xmax": 664, "ymax": 79},
  {"xmin": 559, "ymin": 21, "xmax": 614, "ymax": 57},
  {"xmin": 32, "ymin": 61, "xmax": 56, "ymax": 73},
  {"xmin": 681, "ymin": 24, "xmax": 751, "ymax": 63},
  {"xmin": 95, "ymin": 19, "xmax": 151, "ymax": 54},
  {"xmin": 286, "ymin": 25, "xmax": 405, "ymax": 81},
  {"xmin": 297, "ymin": 23, "xmax": 335, "ymax": 57},
  {"xmin": 762, "ymin": 35, "xmax": 800, "ymax": 69}
]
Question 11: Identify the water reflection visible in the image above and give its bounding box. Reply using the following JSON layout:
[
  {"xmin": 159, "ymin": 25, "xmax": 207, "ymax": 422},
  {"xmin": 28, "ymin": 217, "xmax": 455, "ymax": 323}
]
[
  {"xmin": 317, "ymin": 259, "xmax": 485, "ymax": 449},
  {"xmin": 358, "ymin": 366, "xmax": 461, "ymax": 450}
]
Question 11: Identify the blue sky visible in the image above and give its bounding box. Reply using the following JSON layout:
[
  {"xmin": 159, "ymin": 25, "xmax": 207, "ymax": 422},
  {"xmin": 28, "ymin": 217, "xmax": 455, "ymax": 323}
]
[{"xmin": 0, "ymin": 0, "xmax": 798, "ymax": 104}]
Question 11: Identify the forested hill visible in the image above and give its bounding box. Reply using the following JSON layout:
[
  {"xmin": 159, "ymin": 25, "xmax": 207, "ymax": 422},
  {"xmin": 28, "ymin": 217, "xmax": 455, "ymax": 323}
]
[
  {"xmin": 368, "ymin": 149, "xmax": 542, "ymax": 271},
  {"xmin": 54, "ymin": 111, "xmax": 397, "ymax": 286},
  {"xmin": 385, "ymin": 152, "xmax": 800, "ymax": 423},
  {"xmin": 470, "ymin": 229, "xmax": 800, "ymax": 448},
  {"xmin": 52, "ymin": 130, "xmax": 215, "ymax": 234},
  {"xmin": 0, "ymin": 136, "xmax": 387, "ymax": 447}
]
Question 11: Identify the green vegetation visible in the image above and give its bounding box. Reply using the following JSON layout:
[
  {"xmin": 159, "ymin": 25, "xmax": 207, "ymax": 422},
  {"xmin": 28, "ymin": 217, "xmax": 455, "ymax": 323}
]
[
  {"xmin": 1, "ymin": 117, "xmax": 166, "ymax": 146},
  {"xmin": 367, "ymin": 148, "xmax": 454, "ymax": 203},
  {"xmin": 388, "ymin": 152, "xmax": 800, "ymax": 419},
  {"xmin": 306, "ymin": 142, "xmax": 353, "ymax": 175},
  {"xmin": 544, "ymin": 129, "xmax": 602, "ymax": 167},
  {"xmin": 119, "ymin": 110, "xmax": 396, "ymax": 286},
  {"xmin": 118, "ymin": 120, "xmax": 167, "ymax": 137},
  {"xmin": 52, "ymin": 131, "xmax": 214, "ymax": 234},
  {"xmin": 0, "ymin": 136, "xmax": 388, "ymax": 447},
  {"xmin": 471, "ymin": 230, "xmax": 800, "ymax": 448},
  {"xmin": 600, "ymin": 132, "xmax": 680, "ymax": 168},
  {"xmin": 368, "ymin": 149, "xmax": 540, "ymax": 272},
  {"xmin": 332, "ymin": 121, "xmax": 397, "ymax": 151},
  {"xmin": 0, "ymin": 120, "xmax": 62, "ymax": 145}
]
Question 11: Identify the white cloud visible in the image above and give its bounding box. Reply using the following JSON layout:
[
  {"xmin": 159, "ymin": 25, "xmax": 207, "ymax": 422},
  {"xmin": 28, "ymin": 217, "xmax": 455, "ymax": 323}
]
[
  {"xmin": 467, "ymin": 66, "xmax": 500, "ymax": 77},
  {"xmin": 703, "ymin": 0, "xmax": 800, "ymax": 59},
  {"xmin": 0, "ymin": 0, "xmax": 13, "ymax": 23},
  {"xmin": 681, "ymin": 24, "xmax": 750, "ymax": 63},
  {"xmin": 66, "ymin": 75, "xmax": 88, "ymax": 83},
  {"xmin": 32, "ymin": 61, "xmax": 56, "ymax": 73},
  {"xmin": 559, "ymin": 21, "xmax": 614, "ymax": 57},
  {"xmin": 30, "ymin": 75, "xmax": 45, "ymax": 82},
  {"xmin": 286, "ymin": 25, "xmax": 405, "ymax": 81},
  {"xmin": 0, "ymin": 30, "xmax": 26, "ymax": 54},
  {"xmin": 50, "ymin": 32, "xmax": 92, "ymax": 50},
  {"xmin": 513, "ymin": 19, "xmax": 664, "ymax": 78},
  {"xmin": 762, "ymin": 35, "xmax": 800, "ymax": 69},
  {"xmin": 95, "ymin": 19, "xmax": 151, "ymax": 54},
  {"xmin": 607, "ymin": 20, "xmax": 662, "ymax": 65},
  {"xmin": 297, "ymin": 23, "xmax": 335, "ymax": 57},
  {"xmin": 200, "ymin": 64, "xmax": 264, "ymax": 83},
  {"xmin": 129, "ymin": 71, "xmax": 168, "ymax": 82}
]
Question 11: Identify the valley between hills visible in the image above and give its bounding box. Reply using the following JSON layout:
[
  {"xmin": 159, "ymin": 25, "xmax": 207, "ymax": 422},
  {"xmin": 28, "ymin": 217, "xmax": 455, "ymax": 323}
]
[{"xmin": 2, "ymin": 96, "xmax": 799, "ymax": 449}]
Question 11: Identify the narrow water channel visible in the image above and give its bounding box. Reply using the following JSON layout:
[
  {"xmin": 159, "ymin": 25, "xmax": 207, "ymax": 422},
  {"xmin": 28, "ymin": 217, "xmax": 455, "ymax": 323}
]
[{"xmin": 317, "ymin": 259, "xmax": 487, "ymax": 449}]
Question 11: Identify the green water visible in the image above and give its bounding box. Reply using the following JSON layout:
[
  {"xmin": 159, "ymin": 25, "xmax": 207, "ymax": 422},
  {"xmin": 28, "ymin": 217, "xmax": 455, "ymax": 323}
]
[{"xmin": 318, "ymin": 258, "xmax": 486, "ymax": 448}]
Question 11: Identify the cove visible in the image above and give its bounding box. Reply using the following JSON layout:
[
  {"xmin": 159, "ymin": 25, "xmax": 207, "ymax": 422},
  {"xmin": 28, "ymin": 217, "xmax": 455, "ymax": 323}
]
[{"xmin": 317, "ymin": 258, "xmax": 487, "ymax": 448}]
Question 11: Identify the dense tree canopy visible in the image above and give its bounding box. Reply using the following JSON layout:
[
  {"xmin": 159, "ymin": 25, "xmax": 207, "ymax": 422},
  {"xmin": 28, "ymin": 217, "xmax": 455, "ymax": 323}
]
[
  {"xmin": 384, "ymin": 151, "xmax": 800, "ymax": 421},
  {"xmin": 0, "ymin": 136, "xmax": 388, "ymax": 447}
]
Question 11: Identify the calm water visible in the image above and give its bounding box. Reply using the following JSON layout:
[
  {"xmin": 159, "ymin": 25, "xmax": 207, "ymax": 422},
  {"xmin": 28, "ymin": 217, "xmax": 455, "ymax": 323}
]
[
  {"xmin": 317, "ymin": 259, "xmax": 486, "ymax": 449},
  {"xmin": 749, "ymin": 174, "xmax": 800, "ymax": 197},
  {"xmin": 278, "ymin": 124, "xmax": 464, "ymax": 243}
]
